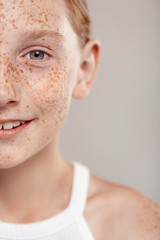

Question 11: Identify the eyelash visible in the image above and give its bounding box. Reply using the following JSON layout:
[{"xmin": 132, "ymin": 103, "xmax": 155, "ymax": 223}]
[
  {"xmin": 24, "ymin": 50, "xmax": 50, "ymax": 61},
  {"xmin": 20, "ymin": 46, "xmax": 53, "ymax": 65}
]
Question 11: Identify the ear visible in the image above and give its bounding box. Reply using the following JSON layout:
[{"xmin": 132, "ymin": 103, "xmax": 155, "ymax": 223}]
[{"xmin": 72, "ymin": 39, "xmax": 101, "ymax": 100}]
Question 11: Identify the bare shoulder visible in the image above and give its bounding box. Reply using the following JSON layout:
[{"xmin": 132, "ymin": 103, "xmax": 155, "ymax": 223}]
[{"xmin": 84, "ymin": 172, "xmax": 160, "ymax": 240}]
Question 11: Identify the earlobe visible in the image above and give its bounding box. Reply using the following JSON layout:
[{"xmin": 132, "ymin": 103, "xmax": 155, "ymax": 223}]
[
  {"xmin": 72, "ymin": 39, "xmax": 101, "ymax": 100},
  {"xmin": 72, "ymin": 81, "xmax": 90, "ymax": 100}
]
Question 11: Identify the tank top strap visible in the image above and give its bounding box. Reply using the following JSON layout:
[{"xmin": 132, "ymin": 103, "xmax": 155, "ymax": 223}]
[{"xmin": 68, "ymin": 161, "xmax": 90, "ymax": 215}]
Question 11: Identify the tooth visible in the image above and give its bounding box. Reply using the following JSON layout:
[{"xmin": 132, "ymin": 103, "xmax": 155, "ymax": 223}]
[
  {"xmin": 1, "ymin": 121, "xmax": 26, "ymax": 130},
  {"xmin": 12, "ymin": 121, "xmax": 21, "ymax": 127},
  {"xmin": 3, "ymin": 122, "xmax": 14, "ymax": 130}
]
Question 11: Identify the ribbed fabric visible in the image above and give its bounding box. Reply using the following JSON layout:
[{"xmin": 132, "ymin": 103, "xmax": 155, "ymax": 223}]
[{"xmin": 0, "ymin": 161, "xmax": 95, "ymax": 240}]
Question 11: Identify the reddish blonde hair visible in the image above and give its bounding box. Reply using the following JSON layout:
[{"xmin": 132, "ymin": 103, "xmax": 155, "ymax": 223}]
[{"xmin": 65, "ymin": 0, "xmax": 91, "ymax": 46}]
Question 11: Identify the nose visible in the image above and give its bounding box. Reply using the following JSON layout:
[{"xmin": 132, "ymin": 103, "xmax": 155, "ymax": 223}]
[{"xmin": 0, "ymin": 64, "xmax": 20, "ymax": 108}]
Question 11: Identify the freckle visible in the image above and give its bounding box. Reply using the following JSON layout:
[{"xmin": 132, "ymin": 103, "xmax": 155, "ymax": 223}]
[
  {"xmin": 26, "ymin": 105, "xmax": 29, "ymax": 108},
  {"xmin": 20, "ymin": 69, "xmax": 24, "ymax": 73},
  {"xmin": 12, "ymin": 24, "xmax": 18, "ymax": 29},
  {"xmin": 0, "ymin": 13, "xmax": 5, "ymax": 18}
]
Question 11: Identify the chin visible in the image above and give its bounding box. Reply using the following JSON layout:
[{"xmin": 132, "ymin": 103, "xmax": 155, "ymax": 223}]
[
  {"xmin": 0, "ymin": 152, "xmax": 26, "ymax": 169},
  {"xmin": 0, "ymin": 160, "xmax": 21, "ymax": 169}
]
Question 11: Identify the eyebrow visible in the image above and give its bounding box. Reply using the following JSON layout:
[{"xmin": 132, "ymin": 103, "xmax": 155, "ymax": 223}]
[{"xmin": 21, "ymin": 29, "xmax": 65, "ymax": 41}]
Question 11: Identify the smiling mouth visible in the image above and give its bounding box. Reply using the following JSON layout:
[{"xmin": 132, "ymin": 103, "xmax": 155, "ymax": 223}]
[
  {"xmin": 0, "ymin": 120, "xmax": 33, "ymax": 139},
  {"xmin": 0, "ymin": 120, "xmax": 31, "ymax": 130}
]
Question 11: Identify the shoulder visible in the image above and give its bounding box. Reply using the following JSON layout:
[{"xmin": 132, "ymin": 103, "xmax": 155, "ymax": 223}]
[{"xmin": 84, "ymin": 172, "xmax": 160, "ymax": 240}]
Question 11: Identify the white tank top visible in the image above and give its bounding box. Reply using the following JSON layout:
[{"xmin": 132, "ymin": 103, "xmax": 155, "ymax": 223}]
[{"xmin": 0, "ymin": 161, "xmax": 95, "ymax": 240}]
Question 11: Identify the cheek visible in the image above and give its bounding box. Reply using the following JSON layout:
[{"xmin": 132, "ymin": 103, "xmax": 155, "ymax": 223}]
[
  {"xmin": 32, "ymin": 72, "xmax": 70, "ymax": 108},
  {"xmin": 23, "ymin": 64, "xmax": 74, "ymax": 126}
]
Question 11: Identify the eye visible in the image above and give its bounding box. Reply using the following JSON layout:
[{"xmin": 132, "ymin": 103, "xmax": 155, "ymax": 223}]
[{"xmin": 25, "ymin": 50, "xmax": 50, "ymax": 61}]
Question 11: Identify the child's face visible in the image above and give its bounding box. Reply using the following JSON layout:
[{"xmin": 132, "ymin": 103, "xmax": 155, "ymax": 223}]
[{"xmin": 0, "ymin": 0, "xmax": 81, "ymax": 168}]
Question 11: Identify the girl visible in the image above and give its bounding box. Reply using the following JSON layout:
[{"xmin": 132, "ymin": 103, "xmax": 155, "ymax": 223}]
[{"xmin": 0, "ymin": 0, "xmax": 159, "ymax": 239}]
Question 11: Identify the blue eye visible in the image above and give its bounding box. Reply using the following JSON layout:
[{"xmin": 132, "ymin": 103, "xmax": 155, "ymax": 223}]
[{"xmin": 29, "ymin": 51, "xmax": 48, "ymax": 60}]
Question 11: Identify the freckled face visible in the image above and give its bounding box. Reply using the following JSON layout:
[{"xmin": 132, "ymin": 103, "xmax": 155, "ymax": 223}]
[{"xmin": 0, "ymin": 0, "xmax": 81, "ymax": 168}]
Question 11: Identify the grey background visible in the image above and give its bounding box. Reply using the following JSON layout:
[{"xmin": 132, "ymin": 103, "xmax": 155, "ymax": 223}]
[{"xmin": 60, "ymin": 0, "xmax": 160, "ymax": 203}]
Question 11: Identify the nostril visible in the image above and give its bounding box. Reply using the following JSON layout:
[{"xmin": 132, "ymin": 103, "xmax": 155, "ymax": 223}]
[{"xmin": 9, "ymin": 101, "xmax": 18, "ymax": 105}]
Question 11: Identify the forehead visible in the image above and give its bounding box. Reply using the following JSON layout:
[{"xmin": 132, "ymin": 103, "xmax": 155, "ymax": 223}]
[{"xmin": 0, "ymin": 0, "xmax": 73, "ymax": 39}]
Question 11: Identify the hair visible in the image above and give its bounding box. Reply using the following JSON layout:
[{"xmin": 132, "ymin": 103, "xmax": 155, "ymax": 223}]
[{"xmin": 65, "ymin": 0, "xmax": 91, "ymax": 46}]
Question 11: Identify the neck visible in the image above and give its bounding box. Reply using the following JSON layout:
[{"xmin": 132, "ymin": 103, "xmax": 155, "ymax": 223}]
[{"xmin": 0, "ymin": 138, "xmax": 73, "ymax": 223}]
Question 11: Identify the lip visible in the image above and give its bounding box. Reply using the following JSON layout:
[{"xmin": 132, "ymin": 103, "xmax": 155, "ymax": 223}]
[{"xmin": 0, "ymin": 120, "xmax": 33, "ymax": 139}]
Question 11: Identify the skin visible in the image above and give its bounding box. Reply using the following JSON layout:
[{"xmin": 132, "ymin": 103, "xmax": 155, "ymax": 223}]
[{"xmin": 0, "ymin": 0, "xmax": 159, "ymax": 239}]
